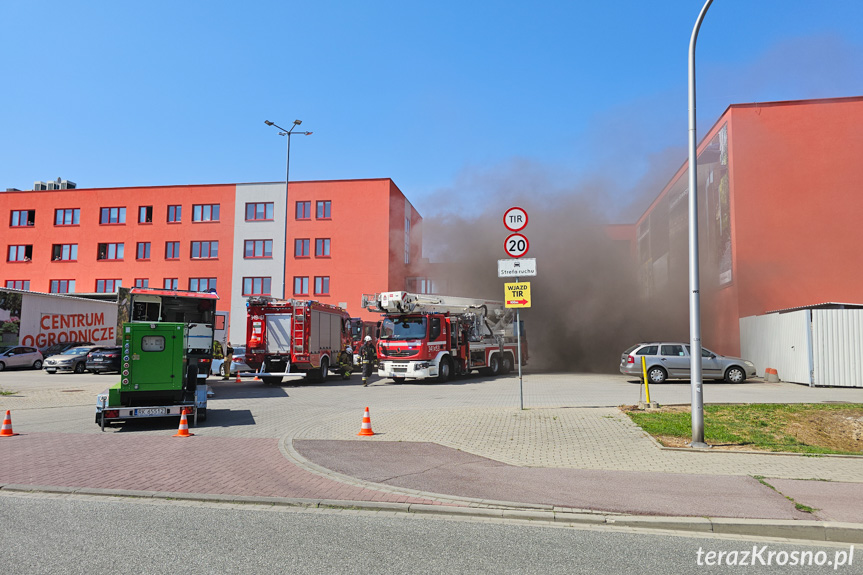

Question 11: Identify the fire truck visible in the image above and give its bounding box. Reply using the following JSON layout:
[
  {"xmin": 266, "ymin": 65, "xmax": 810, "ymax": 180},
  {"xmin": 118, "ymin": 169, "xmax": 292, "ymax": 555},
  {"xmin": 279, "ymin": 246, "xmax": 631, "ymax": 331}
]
[
  {"xmin": 245, "ymin": 297, "xmax": 351, "ymax": 384},
  {"xmin": 361, "ymin": 291, "xmax": 526, "ymax": 383}
]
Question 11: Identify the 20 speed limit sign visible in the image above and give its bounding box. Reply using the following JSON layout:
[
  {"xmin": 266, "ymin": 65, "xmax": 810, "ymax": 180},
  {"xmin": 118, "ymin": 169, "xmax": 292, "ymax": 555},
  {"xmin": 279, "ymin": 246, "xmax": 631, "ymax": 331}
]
[{"xmin": 504, "ymin": 233, "xmax": 529, "ymax": 258}]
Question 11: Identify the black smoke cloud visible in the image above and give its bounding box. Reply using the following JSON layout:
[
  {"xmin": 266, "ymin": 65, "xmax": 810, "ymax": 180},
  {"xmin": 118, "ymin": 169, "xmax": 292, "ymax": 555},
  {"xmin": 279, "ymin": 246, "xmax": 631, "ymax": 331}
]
[{"xmin": 420, "ymin": 160, "xmax": 688, "ymax": 373}]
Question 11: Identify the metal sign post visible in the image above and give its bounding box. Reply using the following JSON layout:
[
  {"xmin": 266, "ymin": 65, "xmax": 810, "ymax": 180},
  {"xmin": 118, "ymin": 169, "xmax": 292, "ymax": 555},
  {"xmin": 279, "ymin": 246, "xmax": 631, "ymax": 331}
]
[{"xmin": 502, "ymin": 206, "xmax": 531, "ymax": 410}]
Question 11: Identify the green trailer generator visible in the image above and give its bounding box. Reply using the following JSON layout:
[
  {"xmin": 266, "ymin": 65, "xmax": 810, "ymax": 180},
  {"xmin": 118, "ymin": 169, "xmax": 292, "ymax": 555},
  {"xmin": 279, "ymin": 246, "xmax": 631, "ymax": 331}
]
[{"xmin": 96, "ymin": 322, "xmax": 207, "ymax": 428}]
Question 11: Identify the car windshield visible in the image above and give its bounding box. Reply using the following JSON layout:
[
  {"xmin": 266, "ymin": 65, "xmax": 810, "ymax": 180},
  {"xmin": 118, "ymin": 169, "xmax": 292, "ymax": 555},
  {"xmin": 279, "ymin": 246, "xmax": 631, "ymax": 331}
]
[
  {"xmin": 380, "ymin": 317, "xmax": 427, "ymax": 340},
  {"xmin": 65, "ymin": 347, "xmax": 91, "ymax": 355},
  {"xmin": 233, "ymin": 347, "xmax": 245, "ymax": 355}
]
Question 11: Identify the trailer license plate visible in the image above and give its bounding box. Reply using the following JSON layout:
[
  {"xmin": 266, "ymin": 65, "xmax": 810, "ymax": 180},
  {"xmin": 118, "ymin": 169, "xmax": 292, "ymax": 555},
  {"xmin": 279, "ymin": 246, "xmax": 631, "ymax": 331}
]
[{"xmin": 134, "ymin": 408, "xmax": 167, "ymax": 416}]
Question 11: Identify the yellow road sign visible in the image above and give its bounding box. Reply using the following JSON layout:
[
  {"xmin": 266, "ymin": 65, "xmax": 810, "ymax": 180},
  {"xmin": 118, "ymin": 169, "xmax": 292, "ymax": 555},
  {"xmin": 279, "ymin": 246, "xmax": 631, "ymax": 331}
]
[{"xmin": 504, "ymin": 282, "xmax": 531, "ymax": 308}]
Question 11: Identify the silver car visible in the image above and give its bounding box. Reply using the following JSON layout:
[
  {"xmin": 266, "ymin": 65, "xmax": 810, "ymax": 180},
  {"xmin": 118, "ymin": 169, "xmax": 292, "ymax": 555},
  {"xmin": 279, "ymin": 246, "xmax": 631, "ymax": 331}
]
[
  {"xmin": 0, "ymin": 346, "xmax": 44, "ymax": 371},
  {"xmin": 620, "ymin": 342, "xmax": 756, "ymax": 384},
  {"xmin": 43, "ymin": 345, "xmax": 100, "ymax": 374}
]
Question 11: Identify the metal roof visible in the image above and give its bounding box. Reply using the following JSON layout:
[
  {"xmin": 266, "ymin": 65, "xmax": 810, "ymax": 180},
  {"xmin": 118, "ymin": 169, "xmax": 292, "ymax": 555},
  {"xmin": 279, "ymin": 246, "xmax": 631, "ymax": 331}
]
[{"xmin": 766, "ymin": 302, "xmax": 863, "ymax": 314}]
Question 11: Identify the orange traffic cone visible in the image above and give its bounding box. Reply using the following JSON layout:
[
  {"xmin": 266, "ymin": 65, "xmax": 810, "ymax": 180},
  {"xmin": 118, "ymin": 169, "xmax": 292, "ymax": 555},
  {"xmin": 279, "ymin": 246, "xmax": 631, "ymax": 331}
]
[
  {"xmin": 173, "ymin": 410, "xmax": 195, "ymax": 437},
  {"xmin": 357, "ymin": 406, "xmax": 375, "ymax": 436},
  {"xmin": 1, "ymin": 410, "xmax": 18, "ymax": 437},
  {"xmin": 235, "ymin": 371, "xmax": 242, "ymax": 383}
]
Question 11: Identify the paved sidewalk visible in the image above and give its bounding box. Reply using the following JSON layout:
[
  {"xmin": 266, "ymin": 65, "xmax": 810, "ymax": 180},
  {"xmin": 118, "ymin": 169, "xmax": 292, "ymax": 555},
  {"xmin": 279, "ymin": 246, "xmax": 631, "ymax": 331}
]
[{"xmin": 1, "ymin": 370, "xmax": 862, "ymax": 542}]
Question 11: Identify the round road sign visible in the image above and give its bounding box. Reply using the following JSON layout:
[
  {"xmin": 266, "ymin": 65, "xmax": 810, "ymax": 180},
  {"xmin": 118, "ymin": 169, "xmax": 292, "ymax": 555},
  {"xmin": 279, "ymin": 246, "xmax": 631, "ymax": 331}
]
[
  {"xmin": 504, "ymin": 233, "xmax": 529, "ymax": 258},
  {"xmin": 503, "ymin": 207, "xmax": 528, "ymax": 232}
]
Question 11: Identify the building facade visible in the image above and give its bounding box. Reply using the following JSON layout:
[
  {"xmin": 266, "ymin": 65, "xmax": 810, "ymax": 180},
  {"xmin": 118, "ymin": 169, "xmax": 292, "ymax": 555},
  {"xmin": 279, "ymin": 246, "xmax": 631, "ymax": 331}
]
[
  {"xmin": 1, "ymin": 178, "xmax": 425, "ymax": 344},
  {"xmin": 634, "ymin": 96, "xmax": 863, "ymax": 355}
]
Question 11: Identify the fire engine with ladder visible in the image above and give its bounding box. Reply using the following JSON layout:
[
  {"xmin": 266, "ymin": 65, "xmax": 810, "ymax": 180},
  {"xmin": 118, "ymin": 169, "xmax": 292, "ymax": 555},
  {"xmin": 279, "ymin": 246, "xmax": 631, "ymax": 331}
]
[
  {"xmin": 362, "ymin": 291, "xmax": 526, "ymax": 383},
  {"xmin": 245, "ymin": 297, "xmax": 351, "ymax": 384}
]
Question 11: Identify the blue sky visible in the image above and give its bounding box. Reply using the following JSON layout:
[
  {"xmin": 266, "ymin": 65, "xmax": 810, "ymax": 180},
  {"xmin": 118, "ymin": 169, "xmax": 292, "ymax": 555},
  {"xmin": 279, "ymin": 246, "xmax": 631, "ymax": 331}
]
[{"xmin": 2, "ymin": 1, "xmax": 862, "ymax": 221}]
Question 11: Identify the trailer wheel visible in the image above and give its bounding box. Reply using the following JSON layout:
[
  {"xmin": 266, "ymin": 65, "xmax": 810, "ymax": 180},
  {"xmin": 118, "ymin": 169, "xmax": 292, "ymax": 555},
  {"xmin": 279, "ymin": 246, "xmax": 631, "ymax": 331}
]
[
  {"xmin": 437, "ymin": 356, "xmax": 452, "ymax": 383},
  {"xmin": 198, "ymin": 408, "xmax": 207, "ymax": 422},
  {"xmin": 392, "ymin": 377, "xmax": 405, "ymax": 384}
]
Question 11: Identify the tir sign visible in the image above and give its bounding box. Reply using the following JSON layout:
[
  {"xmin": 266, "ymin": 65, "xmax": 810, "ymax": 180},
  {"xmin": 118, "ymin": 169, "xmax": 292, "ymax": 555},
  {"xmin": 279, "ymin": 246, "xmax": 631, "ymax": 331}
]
[
  {"xmin": 504, "ymin": 282, "xmax": 531, "ymax": 308},
  {"xmin": 503, "ymin": 207, "xmax": 528, "ymax": 232}
]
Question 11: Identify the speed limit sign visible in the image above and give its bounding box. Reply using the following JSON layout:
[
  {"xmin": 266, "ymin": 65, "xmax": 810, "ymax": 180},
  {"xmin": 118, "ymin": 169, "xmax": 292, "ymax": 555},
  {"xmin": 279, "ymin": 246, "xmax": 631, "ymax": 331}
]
[{"xmin": 504, "ymin": 233, "xmax": 529, "ymax": 258}]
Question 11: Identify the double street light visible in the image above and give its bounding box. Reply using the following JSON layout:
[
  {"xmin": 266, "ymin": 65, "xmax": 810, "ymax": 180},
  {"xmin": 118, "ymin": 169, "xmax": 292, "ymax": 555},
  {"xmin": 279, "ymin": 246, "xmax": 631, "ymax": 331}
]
[{"xmin": 264, "ymin": 119, "xmax": 313, "ymax": 299}]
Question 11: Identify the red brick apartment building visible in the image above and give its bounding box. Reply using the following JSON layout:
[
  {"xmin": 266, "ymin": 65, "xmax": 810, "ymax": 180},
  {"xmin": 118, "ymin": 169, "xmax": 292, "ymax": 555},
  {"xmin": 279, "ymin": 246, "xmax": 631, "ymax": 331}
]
[
  {"xmin": 633, "ymin": 96, "xmax": 863, "ymax": 355},
  {"xmin": 1, "ymin": 178, "xmax": 428, "ymax": 343}
]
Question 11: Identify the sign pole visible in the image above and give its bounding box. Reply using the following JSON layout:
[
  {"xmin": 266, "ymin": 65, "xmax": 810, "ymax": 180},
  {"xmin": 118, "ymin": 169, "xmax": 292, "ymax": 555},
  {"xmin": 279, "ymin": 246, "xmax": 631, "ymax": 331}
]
[{"xmin": 516, "ymin": 281, "xmax": 523, "ymax": 410}]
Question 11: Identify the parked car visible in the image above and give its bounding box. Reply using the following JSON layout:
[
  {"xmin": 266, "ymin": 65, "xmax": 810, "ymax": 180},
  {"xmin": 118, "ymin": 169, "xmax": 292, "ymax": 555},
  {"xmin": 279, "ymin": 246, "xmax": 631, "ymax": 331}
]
[
  {"xmin": 86, "ymin": 346, "xmax": 122, "ymax": 374},
  {"xmin": 0, "ymin": 346, "xmax": 44, "ymax": 371},
  {"xmin": 210, "ymin": 345, "xmax": 252, "ymax": 377},
  {"xmin": 44, "ymin": 345, "xmax": 102, "ymax": 374},
  {"xmin": 42, "ymin": 341, "xmax": 95, "ymax": 359},
  {"xmin": 619, "ymin": 342, "xmax": 756, "ymax": 384}
]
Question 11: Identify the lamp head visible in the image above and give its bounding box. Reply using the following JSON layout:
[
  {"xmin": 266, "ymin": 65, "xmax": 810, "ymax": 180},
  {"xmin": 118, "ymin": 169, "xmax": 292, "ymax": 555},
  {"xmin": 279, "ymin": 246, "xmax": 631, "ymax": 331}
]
[
  {"xmin": 264, "ymin": 120, "xmax": 274, "ymax": 126},
  {"xmin": 293, "ymin": 119, "xmax": 303, "ymax": 126}
]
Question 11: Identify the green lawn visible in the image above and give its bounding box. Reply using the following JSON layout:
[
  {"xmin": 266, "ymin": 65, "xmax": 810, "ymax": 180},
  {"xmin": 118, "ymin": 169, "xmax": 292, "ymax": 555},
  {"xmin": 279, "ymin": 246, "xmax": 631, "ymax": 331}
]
[{"xmin": 625, "ymin": 403, "xmax": 863, "ymax": 455}]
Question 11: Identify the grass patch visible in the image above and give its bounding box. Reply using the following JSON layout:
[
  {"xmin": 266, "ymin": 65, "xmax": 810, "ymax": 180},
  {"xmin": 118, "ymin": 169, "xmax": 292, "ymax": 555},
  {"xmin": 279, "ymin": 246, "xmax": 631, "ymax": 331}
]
[
  {"xmin": 624, "ymin": 403, "xmax": 863, "ymax": 455},
  {"xmin": 0, "ymin": 388, "xmax": 16, "ymax": 396}
]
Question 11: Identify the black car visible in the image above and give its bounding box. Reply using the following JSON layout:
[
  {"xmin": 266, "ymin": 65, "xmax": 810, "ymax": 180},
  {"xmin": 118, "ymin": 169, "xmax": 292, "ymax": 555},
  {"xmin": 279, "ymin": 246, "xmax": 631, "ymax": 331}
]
[
  {"xmin": 42, "ymin": 341, "xmax": 95, "ymax": 359},
  {"xmin": 86, "ymin": 347, "xmax": 122, "ymax": 374}
]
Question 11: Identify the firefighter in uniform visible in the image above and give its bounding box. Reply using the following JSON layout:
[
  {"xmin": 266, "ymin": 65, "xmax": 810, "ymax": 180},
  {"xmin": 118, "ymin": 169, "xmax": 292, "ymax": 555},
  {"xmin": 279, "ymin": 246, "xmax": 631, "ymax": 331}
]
[
  {"xmin": 222, "ymin": 343, "xmax": 234, "ymax": 380},
  {"xmin": 338, "ymin": 345, "xmax": 354, "ymax": 380},
  {"xmin": 360, "ymin": 335, "xmax": 376, "ymax": 387}
]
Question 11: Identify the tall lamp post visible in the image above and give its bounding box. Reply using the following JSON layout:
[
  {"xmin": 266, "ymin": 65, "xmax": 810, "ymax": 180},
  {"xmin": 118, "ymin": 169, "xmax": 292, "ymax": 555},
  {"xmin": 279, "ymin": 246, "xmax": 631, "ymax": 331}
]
[
  {"xmin": 687, "ymin": 0, "xmax": 713, "ymax": 448},
  {"xmin": 264, "ymin": 119, "xmax": 313, "ymax": 299}
]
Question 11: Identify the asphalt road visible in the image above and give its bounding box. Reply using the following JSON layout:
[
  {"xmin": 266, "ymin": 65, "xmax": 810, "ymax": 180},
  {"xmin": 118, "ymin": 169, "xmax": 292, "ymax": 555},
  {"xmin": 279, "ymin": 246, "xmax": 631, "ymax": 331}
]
[{"xmin": 1, "ymin": 492, "xmax": 855, "ymax": 575}]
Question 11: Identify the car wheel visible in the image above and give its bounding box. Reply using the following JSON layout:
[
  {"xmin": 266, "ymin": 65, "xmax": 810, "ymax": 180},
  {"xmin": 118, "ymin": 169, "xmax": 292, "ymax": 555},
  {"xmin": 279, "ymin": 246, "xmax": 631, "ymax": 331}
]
[
  {"xmin": 725, "ymin": 366, "xmax": 746, "ymax": 384},
  {"xmin": 31, "ymin": 360, "xmax": 42, "ymax": 370},
  {"xmin": 74, "ymin": 362, "xmax": 86, "ymax": 374},
  {"xmin": 647, "ymin": 366, "xmax": 667, "ymax": 384}
]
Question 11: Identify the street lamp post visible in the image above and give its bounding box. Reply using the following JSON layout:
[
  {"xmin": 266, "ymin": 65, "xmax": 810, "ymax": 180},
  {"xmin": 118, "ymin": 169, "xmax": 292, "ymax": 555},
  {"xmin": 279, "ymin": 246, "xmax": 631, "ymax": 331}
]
[
  {"xmin": 687, "ymin": 0, "xmax": 713, "ymax": 449},
  {"xmin": 264, "ymin": 119, "xmax": 313, "ymax": 299}
]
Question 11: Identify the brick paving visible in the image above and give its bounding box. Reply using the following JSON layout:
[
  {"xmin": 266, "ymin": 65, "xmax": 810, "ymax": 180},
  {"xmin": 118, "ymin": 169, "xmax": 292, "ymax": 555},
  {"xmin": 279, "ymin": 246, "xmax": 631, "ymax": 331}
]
[{"xmin": 1, "ymin": 370, "xmax": 862, "ymax": 522}]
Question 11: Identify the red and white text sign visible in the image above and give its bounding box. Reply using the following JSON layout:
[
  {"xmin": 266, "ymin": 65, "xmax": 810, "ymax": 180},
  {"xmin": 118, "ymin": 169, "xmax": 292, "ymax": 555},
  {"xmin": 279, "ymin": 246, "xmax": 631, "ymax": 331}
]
[
  {"xmin": 504, "ymin": 233, "xmax": 529, "ymax": 258},
  {"xmin": 503, "ymin": 207, "xmax": 528, "ymax": 232}
]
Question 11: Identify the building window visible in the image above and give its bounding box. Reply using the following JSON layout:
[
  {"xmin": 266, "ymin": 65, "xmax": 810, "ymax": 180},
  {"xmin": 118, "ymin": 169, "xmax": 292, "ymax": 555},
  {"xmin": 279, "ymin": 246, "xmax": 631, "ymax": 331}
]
[
  {"xmin": 293, "ymin": 276, "xmax": 309, "ymax": 296},
  {"xmin": 163, "ymin": 278, "xmax": 178, "ymax": 290},
  {"xmin": 134, "ymin": 278, "xmax": 149, "ymax": 288},
  {"xmin": 10, "ymin": 210, "xmax": 35, "ymax": 227},
  {"xmin": 406, "ymin": 277, "xmax": 439, "ymax": 294},
  {"xmin": 54, "ymin": 208, "xmax": 80, "ymax": 226},
  {"xmin": 52, "ymin": 244, "xmax": 78, "ymax": 261},
  {"xmin": 189, "ymin": 278, "xmax": 216, "ymax": 292},
  {"xmin": 192, "ymin": 204, "xmax": 220, "ymax": 222},
  {"xmin": 165, "ymin": 242, "xmax": 180, "ymax": 260},
  {"xmin": 97, "ymin": 243, "xmax": 124, "ymax": 261},
  {"xmin": 96, "ymin": 279, "xmax": 121, "ymax": 293},
  {"xmin": 314, "ymin": 276, "xmax": 330, "ymax": 295},
  {"xmin": 296, "ymin": 201, "xmax": 311, "ymax": 220},
  {"xmin": 167, "ymin": 205, "xmax": 182, "ymax": 223},
  {"xmin": 136, "ymin": 242, "xmax": 151, "ymax": 260},
  {"xmin": 139, "ymin": 206, "xmax": 153, "ymax": 224},
  {"xmin": 242, "ymin": 277, "xmax": 272, "ymax": 296},
  {"xmin": 50, "ymin": 280, "xmax": 75, "ymax": 294},
  {"xmin": 294, "ymin": 239, "xmax": 309, "ymax": 257},
  {"xmin": 7, "ymin": 245, "xmax": 33, "ymax": 262},
  {"xmin": 245, "ymin": 202, "xmax": 274, "ymax": 221},
  {"xmin": 405, "ymin": 216, "xmax": 411, "ymax": 265},
  {"xmin": 5, "ymin": 280, "xmax": 30, "ymax": 290},
  {"xmin": 316, "ymin": 200, "xmax": 331, "ymax": 219},
  {"xmin": 315, "ymin": 238, "xmax": 331, "ymax": 257},
  {"xmin": 100, "ymin": 207, "xmax": 126, "ymax": 224},
  {"xmin": 191, "ymin": 241, "xmax": 219, "ymax": 259},
  {"xmin": 244, "ymin": 239, "xmax": 272, "ymax": 259}
]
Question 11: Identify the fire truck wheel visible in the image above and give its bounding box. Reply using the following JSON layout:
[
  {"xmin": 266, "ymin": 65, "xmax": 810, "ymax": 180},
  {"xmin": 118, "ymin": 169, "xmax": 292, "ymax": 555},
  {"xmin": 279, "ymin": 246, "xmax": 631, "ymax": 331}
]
[
  {"xmin": 392, "ymin": 377, "xmax": 405, "ymax": 384},
  {"xmin": 502, "ymin": 354, "xmax": 514, "ymax": 374},
  {"xmin": 319, "ymin": 357, "xmax": 329, "ymax": 382},
  {"xmin": 437, "ymin": 356, "xmax": 452, "ymax": 383},
  {"xmin": 261, "ymin": 376, "xmax": 283, "ymax": 385},
  {"xmin": 489, "ymin": 354, "xmax": 502, "ymax": 376}
]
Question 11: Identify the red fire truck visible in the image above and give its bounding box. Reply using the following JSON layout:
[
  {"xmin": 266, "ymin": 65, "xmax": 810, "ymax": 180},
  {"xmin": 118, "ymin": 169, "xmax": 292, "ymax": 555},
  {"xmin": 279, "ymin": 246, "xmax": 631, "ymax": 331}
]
[
  {"xmin": 361, "ymin": 291, "xmax": 526, "ymax": 383},
  {"xmin": 245, "ymin": 297, "xmax": 351, "ymax": 384}
]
